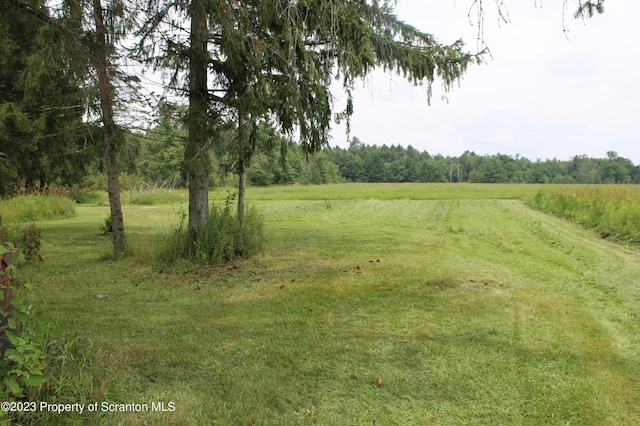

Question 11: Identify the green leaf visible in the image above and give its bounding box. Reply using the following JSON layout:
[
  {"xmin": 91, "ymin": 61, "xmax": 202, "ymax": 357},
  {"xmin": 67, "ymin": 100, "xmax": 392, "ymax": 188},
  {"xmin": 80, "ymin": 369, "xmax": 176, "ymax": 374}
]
[
  {"xmin": 5, "ymin": 330, "xmax": 18, "ymax": 345},
  {"xmin": 14, "ymin": 310, "xmax": 29, "ymax": 322},
  {"xmin": 12, "ymin": 251, "xmax": 25, "ymax": 264},
  {"xmin": 0, "ymin": 245, "xmax": 7, "ymax": 255},
  {"xmin": 6, "ymin": 378, "xmax": 24, "ymax": 397},
  {"xmin": 25, "ymin": 374, "xmax": 47, "ymax": 387},
  {"xmin": 7, "ymin": 318, "xmax": 17, "ymax": 329}
]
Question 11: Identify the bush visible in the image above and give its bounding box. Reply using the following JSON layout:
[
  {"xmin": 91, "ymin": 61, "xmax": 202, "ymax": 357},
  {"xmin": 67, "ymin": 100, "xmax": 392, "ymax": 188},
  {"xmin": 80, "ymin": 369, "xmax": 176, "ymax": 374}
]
[
  {"xmin": 12, "ymin": 316, "xmax": 118, "ymax": 425},
  {"xmin": 99, "ymin": 215, "xmax": 113, "ymax": 236},
  {"xmin": 20, "ymin": 223, "xmax": 42, "ymax": 263},
  {"xmin": 1, "ymin": 243, "xmax": 46, "ymax": 414},
  {"xmin": 155, "ymin": 196, "xmax": 264, "ymax": 267},
  {"xmin": 0, "ymin": 223, "xmax": 43, "ymax": 263}
]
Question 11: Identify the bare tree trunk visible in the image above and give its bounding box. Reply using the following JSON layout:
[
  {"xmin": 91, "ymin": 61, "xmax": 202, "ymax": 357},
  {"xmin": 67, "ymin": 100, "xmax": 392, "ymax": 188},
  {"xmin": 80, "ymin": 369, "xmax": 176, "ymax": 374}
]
[
  {"xmin": 187, "ymin": 0, "xmax": 210, "ymax": 238},
  {"xmin": 92, "ymin": 0, "xmax": 126, "ymax": 254}
]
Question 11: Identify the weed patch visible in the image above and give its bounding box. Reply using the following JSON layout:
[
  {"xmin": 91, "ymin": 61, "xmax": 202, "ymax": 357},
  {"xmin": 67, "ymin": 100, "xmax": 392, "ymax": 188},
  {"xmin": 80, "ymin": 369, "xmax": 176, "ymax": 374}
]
[
  {"xmin": 529, "ymin": 186, "xmax": 640, "ymax": 244},
  {"xmin": 148, "ymin": 202, "xmax": 264, "ymax": 267},
  {"xmin": 0, "ymin": 195, "xmax": 75, "ymax": 223}
]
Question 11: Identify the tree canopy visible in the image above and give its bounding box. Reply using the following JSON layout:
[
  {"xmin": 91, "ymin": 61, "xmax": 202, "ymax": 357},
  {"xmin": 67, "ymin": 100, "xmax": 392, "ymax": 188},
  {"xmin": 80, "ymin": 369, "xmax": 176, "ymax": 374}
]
[
  {"xmin": 0, "ymin": 0, "xmax": 96, "ymax": 195},
  {"xmin": 136, "ymin": 0, "xmax": 482, "ymax": 230}
]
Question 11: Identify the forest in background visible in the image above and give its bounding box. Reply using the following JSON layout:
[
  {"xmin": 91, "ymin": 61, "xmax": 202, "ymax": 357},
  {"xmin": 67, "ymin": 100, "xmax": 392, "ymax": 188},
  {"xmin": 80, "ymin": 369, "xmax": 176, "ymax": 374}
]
[
  {"xmin": 114, "ymin": 112, "xmax": 640, "ymax": 189},
  {"xmin": 6, "ymin": 106, "xmax": 640, "ymax": 196}
]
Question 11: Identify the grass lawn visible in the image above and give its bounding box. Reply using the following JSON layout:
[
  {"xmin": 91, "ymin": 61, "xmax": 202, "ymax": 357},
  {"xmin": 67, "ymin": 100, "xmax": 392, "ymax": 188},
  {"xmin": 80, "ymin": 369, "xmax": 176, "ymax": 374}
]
[{"xmin": 14, "ymin": 183, "xmax": 640, "ymax": 424}]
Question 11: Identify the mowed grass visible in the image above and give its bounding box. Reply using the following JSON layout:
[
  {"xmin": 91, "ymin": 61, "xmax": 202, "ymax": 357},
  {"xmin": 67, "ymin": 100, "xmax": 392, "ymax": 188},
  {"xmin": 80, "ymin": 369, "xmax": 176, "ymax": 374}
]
[
  {"xmin": 228, "ymin": 182, "xmax": 547, "ymax": 201},
  {"xmin": 16, "ymin": 183, "xmax": 640, "ymax": 424}
]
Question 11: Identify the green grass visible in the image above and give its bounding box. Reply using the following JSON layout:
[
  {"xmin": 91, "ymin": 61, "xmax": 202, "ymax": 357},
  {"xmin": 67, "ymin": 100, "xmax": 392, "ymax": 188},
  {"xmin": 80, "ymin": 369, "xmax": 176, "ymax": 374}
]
[
  {"xmin": 14, "ymin": 183, "xmax": 640, "ymax": 424},
  {"xmin": 123, "ymin": 188, "xmax": 189, "ymax": 206},
  {"xmin": 223, "ymin": 182, "xmax": 548, "ymax": 201},
  {"xmin": 0, "ymin": 194, "xmax": 76, "ymax": 223},
  {"xmin": 529, "ymin": 185, "xmax": 640, "ymax": 244}
]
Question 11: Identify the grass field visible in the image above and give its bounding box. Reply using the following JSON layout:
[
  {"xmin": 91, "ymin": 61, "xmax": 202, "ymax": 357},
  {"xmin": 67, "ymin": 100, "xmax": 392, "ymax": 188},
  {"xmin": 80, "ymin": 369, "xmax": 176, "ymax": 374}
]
[{"xmin": 9, "ymin": 183, "xmax": 640, "ymax": 424}]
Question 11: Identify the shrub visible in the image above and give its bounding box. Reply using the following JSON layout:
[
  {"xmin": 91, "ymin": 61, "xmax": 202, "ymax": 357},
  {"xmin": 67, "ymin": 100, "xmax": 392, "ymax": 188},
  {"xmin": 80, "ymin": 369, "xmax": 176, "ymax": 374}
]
[
  {"xmin": 0, "ymin": 244, "xmax": 46, "ymax": 413},
  {"xmin": 20, "ymin": 223, "xmax": 43, "ymax": 263},
  {"xmin": 154, "ymin": 197, "xmax": 264, "ymax": 267},
  {"xmin": 13, "ymin": 316, "xmax": 117, "ymax": 425},
  {"xmin": 0, "ymin": 223, "xmax": 43, "ymax": 263},
  {"xmin": 1, "ymin": 243, "xmax": 119, "ymax": 425},
  {"xmin": 99, "ymin": 215, "xmax": 113, "ymax": 236}
]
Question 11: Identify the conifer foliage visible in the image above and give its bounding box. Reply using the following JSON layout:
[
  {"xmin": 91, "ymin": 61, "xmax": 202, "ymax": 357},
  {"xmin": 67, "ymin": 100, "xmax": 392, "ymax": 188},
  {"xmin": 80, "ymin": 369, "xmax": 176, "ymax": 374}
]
[
  {"xmin": 0, "ymin": 0, "xmax": 93, "ymax": 195},
  {"xmin": 137, "ymin": 0, "xmax": 481, "ymax": 231}
]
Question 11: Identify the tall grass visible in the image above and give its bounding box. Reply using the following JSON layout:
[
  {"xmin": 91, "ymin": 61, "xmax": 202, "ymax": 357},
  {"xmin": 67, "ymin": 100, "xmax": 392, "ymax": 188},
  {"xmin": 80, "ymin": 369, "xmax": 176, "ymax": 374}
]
[
  {"xmin": 0, "ymin": 195, "xmax": 76, "ymax": 223},
  {"xmin": 149, "ymin": 202, "xmax": 264, "ymax": 267},
  {"xmin": 529, "ymin": 186, "xmax": 640, "ymax": 244},
  {"xmin": 123, "ymin": 188, "xmax": 188, "ymax": 206},
  {"xmin": 10, "ymin": 316, "xmax": 122, "ymax": 425}
]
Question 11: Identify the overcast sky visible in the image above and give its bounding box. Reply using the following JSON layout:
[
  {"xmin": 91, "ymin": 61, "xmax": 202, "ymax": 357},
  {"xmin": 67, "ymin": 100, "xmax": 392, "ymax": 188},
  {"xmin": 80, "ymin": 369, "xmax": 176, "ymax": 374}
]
[{"xmin": 329, "ymin": 0, "xmax": 640, "ymax": 163}]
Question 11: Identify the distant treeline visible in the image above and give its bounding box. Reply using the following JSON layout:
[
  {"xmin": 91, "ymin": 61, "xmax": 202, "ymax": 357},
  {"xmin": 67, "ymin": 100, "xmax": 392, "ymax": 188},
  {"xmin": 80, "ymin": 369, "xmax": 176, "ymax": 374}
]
[
  {"xmin": 319, "ymin": 139, "xmax": 640, "ymax": 184},
  {"xmin": 115, "ymin": 130, "xmax": 640, "ymax": 189},
  {"xmin": 7, "ymin": 106, "xmax": 638, "ymax": 194},
  {"xmin": 234, "ymin": 136, "xmax": 640, "ymax": 186}
]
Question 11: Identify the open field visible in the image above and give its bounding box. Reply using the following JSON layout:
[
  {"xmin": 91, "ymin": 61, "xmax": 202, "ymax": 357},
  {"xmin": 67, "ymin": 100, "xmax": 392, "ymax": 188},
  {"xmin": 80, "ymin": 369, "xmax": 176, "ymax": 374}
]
[{"xmin": 9, "ymin": 183, "xmax": 640, "ymax": 424}]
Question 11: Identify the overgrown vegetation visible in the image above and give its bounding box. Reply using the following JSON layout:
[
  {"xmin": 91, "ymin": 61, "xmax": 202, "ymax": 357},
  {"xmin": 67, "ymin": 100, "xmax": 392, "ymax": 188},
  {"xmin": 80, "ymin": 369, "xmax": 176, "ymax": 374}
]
[
  {"xmin": 529, "ymin": 185, "xmax": 640, "ymax": 244},
  {"xmin": 1, "ymin": 238, "xmax": 116, "ymax": 425},
  {"xmin": 12, "ymin": 315, "xmax": 120, "ymax": 425},
  {"xmin": 1, "ymin": 243, "xmax": 46, "ymax": 419},
  {"xmin": 0, "ymin": 219, "xmax": 43, "ymax": 264},
  {"xmin": 151, "ymin": 196, "xmax": 264, "ymax": 268},
  {"xmin": 0, "ymin": 195, "xmax": 75, "ymax": 223}
]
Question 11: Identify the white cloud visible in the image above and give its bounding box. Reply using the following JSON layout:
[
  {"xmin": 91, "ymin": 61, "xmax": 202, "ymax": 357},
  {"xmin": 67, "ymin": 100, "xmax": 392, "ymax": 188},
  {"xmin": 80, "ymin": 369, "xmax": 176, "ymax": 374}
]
[{"xmin": 329, "ymin": 0, "xmax": 640, "ymax": 163}]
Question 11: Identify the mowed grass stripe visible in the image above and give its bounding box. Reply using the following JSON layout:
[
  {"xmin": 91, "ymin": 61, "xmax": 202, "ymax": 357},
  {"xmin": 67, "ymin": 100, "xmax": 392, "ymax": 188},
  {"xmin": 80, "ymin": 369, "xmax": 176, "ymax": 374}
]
[{"xmin": 22, "ymin": 192, "xmax": 640, "ymax": 425}]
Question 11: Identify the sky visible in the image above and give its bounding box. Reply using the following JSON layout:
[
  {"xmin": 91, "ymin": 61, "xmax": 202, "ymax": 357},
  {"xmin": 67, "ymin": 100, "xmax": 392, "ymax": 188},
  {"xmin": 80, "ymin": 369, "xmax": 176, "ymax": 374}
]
[{"xmin": 329, "ymin": 0, "xmax": 640, "ymax": 163}]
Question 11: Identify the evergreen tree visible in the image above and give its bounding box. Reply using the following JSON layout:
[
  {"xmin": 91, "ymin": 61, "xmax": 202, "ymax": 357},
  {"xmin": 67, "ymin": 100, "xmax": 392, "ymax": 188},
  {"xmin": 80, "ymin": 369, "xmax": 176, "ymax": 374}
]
[
  {"xmin": 6, "ymin": 0, "xmax": 138, "ymax": 253},
  {"xmin": 0, "ymin": 0, "xmax": 95, "ymax": 195},
  {"xmin": 137, "ymin": 0, "xmax": 480, "ymax": 231}
]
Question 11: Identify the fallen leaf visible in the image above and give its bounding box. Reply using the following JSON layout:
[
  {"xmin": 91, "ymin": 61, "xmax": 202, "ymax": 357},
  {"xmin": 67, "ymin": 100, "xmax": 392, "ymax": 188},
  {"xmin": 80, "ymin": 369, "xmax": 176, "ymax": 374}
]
[{"xmin": 376, "ymin": 379, "xmax": 384, "ymax": 387}]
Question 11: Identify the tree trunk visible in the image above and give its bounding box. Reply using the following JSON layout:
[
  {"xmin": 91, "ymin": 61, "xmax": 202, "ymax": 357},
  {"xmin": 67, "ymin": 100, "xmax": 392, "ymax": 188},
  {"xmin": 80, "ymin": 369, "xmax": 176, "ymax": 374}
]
[
  {"xmin": 237, "ymin": 113, "xmax": 246, "ymax": 223},
  {"xmin": 92, "ymin": 0, "xmax": 126, "ymax": 254},
  {"xmin": 187, "ymin": 0, "xmax": 210, "ymax": 238},
  {"xmin": 238, "ymin": 160, "xmax": 246, "ymax": 223}
]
